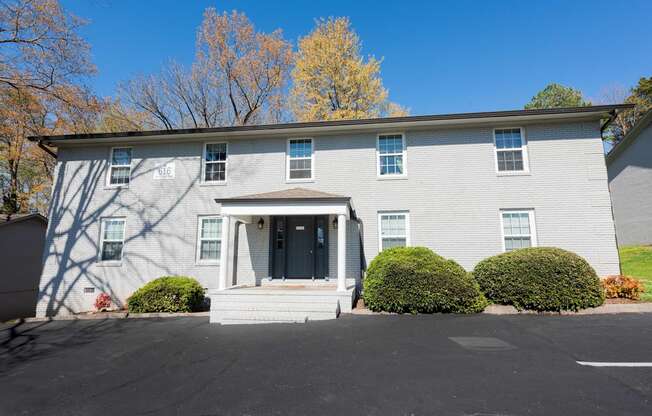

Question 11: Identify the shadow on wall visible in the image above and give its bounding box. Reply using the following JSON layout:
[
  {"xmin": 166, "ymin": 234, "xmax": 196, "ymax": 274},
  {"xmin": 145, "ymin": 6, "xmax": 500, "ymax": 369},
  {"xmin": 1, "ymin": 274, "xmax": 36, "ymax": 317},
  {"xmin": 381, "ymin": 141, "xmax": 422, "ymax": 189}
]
[{"xmin": 38, "ymin": 156, "xmax": 197, "ymax": 317}]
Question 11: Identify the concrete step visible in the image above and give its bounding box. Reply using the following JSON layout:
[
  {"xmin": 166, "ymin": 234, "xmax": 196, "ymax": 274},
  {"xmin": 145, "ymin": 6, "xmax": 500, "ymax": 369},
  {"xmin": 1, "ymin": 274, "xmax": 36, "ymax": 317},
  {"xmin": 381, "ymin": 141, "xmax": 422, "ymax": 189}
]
[
  {"xmin": 211, "ymin": 301, "xmax": 337, "ymax": 313},
  {"xmin": 212, "ymin": 310, "xmax": 336, "ymax": 322},
  {"xmin": 211, "ymin": 293, "xmax": 343, "ymax": 304},
  {"xmin": 219, "ymin": 318, "xmax": 306, "ymax": 325}
]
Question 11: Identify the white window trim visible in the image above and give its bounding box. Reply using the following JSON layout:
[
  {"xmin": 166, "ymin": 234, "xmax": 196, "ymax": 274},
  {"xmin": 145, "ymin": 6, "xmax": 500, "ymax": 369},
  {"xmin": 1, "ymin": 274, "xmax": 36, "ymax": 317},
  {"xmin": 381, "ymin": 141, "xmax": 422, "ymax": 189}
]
[
  {"xmin": 196, "ymin": 215, "xmax": 222, "ymax": 265},
  {"xmin": 499, "ymin": 209, "xmax": 538, "ymax": 252},
  {"xmin": 493, "ymin": 127, "xmax": 530, "ymax": 175},
  {"xmin": 377, "ymin": 133, "xmax": 408, "ymax": 179},
  {"xmin": 286, "ymin": 138, "xmax": 315, "ymax": 183},
  {"xmin": 106, "ymin": 147, "xmax": 133, "ymax": 188},
  {"xmin": 377, "ymin": 211, "xmax": 411, "ymax": 251},
  {"xmin": 98, "ymin": 217, "xmax": 126, "ymax": 265},
  {"xmin": 201, "ymin": 142, "xmax": 228, "ymax": 185}
]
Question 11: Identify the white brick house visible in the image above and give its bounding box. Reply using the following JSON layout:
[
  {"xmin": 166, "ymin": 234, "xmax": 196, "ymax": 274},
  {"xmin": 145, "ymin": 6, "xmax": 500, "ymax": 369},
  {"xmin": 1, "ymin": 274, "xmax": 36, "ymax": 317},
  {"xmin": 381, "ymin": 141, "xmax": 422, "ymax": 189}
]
[{"xmin": 30, "ymin": 105, "xmax": 628, "ymax": 323}]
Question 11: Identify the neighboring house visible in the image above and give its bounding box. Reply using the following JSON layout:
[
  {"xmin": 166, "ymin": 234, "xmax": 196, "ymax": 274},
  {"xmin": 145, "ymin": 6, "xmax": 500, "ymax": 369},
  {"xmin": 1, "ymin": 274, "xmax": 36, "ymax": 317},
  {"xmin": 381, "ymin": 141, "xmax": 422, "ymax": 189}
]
[
  {"xmin": 0, "ymin": 213, "xmax": 48, "ymax": 321},
  {"xmin": 607, "ymin": 109, "xmax": 652, "ymax": 246},
  {"xmin": 29, "ymin": 105, "xmax": 627, "ymax": 323}
]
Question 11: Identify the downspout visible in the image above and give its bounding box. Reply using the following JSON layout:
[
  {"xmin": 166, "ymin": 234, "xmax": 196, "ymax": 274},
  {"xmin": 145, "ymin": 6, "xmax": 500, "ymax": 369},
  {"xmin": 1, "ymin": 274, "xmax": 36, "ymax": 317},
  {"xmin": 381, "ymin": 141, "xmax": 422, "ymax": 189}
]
[{"xmin": 599, "ymin": 110, "xmax": 623, "ymax": 275}]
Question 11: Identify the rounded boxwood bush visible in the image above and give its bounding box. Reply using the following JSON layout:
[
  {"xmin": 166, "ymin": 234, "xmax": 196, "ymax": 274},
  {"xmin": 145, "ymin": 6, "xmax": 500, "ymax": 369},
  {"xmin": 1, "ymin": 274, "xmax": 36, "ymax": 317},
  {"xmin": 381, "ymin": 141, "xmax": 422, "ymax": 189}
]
[
  {"xmin": 473, "ymin": 247, "xmax": 604, "ymax": 311},
  {"xmin": 363, "ymin": 247, "xmax": 487, "ymax": 314},
  {"xmin": 127, "ymin": 276, "xmax": 205, "ymax": 313}
]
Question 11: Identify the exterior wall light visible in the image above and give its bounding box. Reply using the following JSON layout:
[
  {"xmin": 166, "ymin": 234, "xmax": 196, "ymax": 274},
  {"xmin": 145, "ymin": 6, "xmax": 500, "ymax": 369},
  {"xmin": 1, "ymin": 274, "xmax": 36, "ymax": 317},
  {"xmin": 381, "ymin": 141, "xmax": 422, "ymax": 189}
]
[
  {"xmin": 332, "ymin": 217, "xmax": 338, "ymax": 229},
  {"xmin": 257, "ymin": 217, "xmax": 265, "ymax": 230}
]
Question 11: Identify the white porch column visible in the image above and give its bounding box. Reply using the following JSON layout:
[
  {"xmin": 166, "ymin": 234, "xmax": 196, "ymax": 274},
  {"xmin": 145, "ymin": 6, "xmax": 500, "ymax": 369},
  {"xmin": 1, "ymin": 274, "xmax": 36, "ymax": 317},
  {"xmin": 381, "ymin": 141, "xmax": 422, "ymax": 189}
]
[
  {"xmin": 218, "ymin": 215, "xmax": 231, "ymax": 290},
  {"xmin": 337, "ymin": 214, "xmax": 347, "ymax": 292}
]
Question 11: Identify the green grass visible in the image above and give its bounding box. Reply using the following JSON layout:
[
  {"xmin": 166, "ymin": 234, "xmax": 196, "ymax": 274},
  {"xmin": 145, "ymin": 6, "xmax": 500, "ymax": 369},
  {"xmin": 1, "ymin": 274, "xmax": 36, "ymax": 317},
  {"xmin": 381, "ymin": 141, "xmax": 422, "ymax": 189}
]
[{"xmin": 619, "ymin": 245, "xmax": 652, "ymax": 302}]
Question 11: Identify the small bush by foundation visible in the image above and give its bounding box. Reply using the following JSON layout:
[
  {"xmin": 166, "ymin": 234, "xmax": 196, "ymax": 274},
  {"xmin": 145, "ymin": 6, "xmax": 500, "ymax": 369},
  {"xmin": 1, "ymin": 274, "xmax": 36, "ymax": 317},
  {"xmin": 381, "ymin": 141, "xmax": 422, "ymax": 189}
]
[
  {"xmin": 127, "ymin": 276, "xmax": 205, "ymax": 313},
  {"xmin": 602, "ymin": 275, "xmax": 644, "ymax": 300},
  {"xmin": 363, "ymin": 247, "xmax": 487, "ymax": 314},
  {"xmin": 473, "ymin": 247, "xmax": 604, "ymax": 311}
]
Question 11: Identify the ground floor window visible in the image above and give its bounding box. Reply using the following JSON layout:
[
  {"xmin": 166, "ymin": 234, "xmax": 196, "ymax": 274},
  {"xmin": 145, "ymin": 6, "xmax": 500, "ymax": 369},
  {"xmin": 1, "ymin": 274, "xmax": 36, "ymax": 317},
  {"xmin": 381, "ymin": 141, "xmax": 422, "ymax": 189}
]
[
  {"xmin": 197, "ymin": 216, "xmax": 222, "ymax": 263},
  {"xmin": 501, "ymin": 210, "xmax": 537, "ymax": 251},
  {"xmin": 100, "ymin": 218, "xmax": 126, "ymax": 261},
  {"xmin": 378, "ymin": 211, "xmax": 409, "ymax": 250}
]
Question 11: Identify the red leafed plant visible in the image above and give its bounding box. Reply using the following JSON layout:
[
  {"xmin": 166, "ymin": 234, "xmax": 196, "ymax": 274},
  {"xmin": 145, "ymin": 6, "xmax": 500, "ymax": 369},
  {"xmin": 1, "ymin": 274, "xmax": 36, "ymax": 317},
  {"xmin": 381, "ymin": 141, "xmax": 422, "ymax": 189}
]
[
  {"xmin": 602, "ymin": 275, "xmax": 645, "ymax": 300},
  {"xmin": 94, "ymin": 292, "xmax": 112, "ymax": 311}
]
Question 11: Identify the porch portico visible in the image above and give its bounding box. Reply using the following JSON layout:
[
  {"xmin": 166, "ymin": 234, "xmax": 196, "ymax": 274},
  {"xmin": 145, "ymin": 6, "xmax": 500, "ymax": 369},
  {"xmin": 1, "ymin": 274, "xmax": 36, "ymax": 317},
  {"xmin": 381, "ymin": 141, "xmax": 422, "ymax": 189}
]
[{"xmin": 210, "ymin": 188, "xmax": 358, "ymax": 324}]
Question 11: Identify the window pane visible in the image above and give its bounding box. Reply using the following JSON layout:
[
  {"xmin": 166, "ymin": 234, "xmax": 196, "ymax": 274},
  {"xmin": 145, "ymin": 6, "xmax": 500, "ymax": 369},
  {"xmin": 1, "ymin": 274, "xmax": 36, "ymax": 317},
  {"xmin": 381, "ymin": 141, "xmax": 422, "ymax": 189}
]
[
  {"xmin": 380, "ymin": 155, "xmax": 403, "ymax": 175},
  {"xmin": 289, "ymin": 158, "xmax": 311, "ymax": 179},
  {"xmin": 103, "ymin": 220, "xmax": 124, "ymax": 241},
  {"xmin": 505, "ymin": 237, "xmax": 531, "ymax": 251},
  {"xmin": 289, "ymin": 139, "xmax": 312, "ymax": 158},
  {"xmin": 112, "ymin": 148, "xmax": 131, "ymax": 166},
  {"xmin": 110, "ymin": 166, "xmax": 130, "ymax": 185},
  {"xmin": 205, "ymin": 162, "xmax": 226, "ymax": 182},
  {"xmin": 379, "ymin": 135, "xmax": 403, "ymax": 154},
  {"xmin": 503, "ymin": 212, "xmax": 530, "ymax": 237},
  {"xmin": 497, "ymin": 150, "xmax": 523, "ymax": 171},
  {"xmin": 495, "ymin": 129, "xmax": 522, "ymax": 150},
  {"xmin": 205, "ymin": 143, "xmax": 227, "ymax": 162},
  {"xmin": 101, "ymin": 241, "xmax": 123, "ymax": 261},
  {"xmin": 381, "ymin": 214, "xmax": 406, "ymax": 236},
  {"xmin": 201, "ymin": 218, "xmax": 221, "ymax": 239},
  {"xmin": 200, "ymin": 240, "xmax": 220, "ymax": 260},
  {"xmin": 382, "ymin": 237, "xmax": 406, "ymax": 250}
]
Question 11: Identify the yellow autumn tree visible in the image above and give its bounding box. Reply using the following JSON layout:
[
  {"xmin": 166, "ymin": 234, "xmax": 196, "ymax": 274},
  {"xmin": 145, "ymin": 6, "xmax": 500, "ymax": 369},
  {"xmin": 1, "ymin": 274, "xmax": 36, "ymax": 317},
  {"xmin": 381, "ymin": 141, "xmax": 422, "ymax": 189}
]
[{"xmin": 291, "ymin": 17, "xmax": 407, "ymax": 122}]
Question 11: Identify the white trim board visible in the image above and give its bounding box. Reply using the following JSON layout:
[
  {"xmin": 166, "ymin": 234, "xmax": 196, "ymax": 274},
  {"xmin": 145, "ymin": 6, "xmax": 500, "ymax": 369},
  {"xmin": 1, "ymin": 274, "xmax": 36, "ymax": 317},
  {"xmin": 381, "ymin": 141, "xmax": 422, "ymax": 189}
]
[{"xmin": 577, "ymin": 361, "xmax": 652, "ymax": 367}]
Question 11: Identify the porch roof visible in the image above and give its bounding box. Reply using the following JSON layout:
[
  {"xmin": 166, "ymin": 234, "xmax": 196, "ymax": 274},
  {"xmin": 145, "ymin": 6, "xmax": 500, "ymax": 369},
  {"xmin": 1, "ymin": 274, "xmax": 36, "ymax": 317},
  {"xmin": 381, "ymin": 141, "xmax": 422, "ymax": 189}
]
[
  {"xmin": 215, "ymin": 187, "xmax": 350, "ymax": 203},
  {"xmin": 215, "ymin": 188, "xmax": 351, "ymax": 218}
]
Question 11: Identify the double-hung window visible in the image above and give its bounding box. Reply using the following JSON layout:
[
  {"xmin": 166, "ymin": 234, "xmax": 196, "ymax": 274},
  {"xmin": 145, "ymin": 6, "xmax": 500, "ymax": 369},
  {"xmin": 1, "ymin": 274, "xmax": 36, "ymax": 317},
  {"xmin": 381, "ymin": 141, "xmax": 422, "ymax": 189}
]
[
  {"xmin": 108, "ymin": 147, "xmax": 132, "ymax": 186},
  {"xmin": 501, "ymin": 210, "xmax": 536, "ymax": 252},
  {"xmin": 378, "ymin": 134, "xmax": 406, "ymax": 177},
  {"xmin": 203, "ymin": 143, "xmax": 227, "ymax": 183},
  {"xmin": 287, "ymin": 138, "xmax": 313, "ymax": 181},
  {"xmin": 378, "ymin": 212, "xmax": 409, "ymax": 250},
  {"xmin": 494, "ymin": 128, "xmax": 528, "ymax": 173},
  {"xmin": 197, "ymin": 216, "xmax": 222, "ymax": 263},
  {"xmin": 100, "ymin": 218, "xmax": 126, "ymax": 262}
]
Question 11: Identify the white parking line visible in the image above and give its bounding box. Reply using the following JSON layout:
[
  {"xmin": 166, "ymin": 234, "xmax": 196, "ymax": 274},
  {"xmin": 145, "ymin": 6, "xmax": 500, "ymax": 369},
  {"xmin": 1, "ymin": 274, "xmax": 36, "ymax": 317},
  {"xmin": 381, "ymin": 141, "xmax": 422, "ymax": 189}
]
[{"xmin": 577, "ymin": 361, "xmax": 652, "ymax": 367}]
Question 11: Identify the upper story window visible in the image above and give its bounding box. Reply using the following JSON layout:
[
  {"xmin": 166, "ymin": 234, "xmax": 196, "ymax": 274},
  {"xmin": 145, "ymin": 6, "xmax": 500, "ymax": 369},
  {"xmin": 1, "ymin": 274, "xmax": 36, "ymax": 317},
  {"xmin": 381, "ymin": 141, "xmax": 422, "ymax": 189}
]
[
  {"xmin": 377, "ymin": 134, "xmax": 406, "ymax": 177},
  {"xmin": 378, "ymin": 211, "xmax": 410, "ymax": 250},
  {"xmin": 287, "ymin": 138, "xmax": 313, "ymax": 181},
  {"xmin": 501, "ymin": 210, "xmax": 537, "ymax": 252},
  {"xmin": 100, "ymin": 218, "xmax": 126, "ymax": 262},
  {"xmin": 108, "ymin": 147, "xmax": 132, "ymax": 186},
  {"xmin": 203, "ymin": 143, "xmax": 228, "ymax": 183},
  {"xmin": 494, "ymin": 128, "xmax": 528, "ymax": 173},
  {"xmin": 197, "ymin": 216, "xmax": 222, "ymax": 263}
]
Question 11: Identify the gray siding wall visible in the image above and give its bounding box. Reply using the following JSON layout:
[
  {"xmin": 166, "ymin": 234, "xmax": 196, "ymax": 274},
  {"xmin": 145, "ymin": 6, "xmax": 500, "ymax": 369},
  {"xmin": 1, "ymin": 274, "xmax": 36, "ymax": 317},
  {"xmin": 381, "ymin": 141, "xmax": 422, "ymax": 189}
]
[
  {"xmin": 608, "ymin": 124, "xmax": 652, "ymax": 246},
  {"xmin": 36, "ymin": 120, "xmax": 618, "ymax": 316},
  {"xmin": 0, "ymin": 219, "xmax": 46, "ymax": 320}
]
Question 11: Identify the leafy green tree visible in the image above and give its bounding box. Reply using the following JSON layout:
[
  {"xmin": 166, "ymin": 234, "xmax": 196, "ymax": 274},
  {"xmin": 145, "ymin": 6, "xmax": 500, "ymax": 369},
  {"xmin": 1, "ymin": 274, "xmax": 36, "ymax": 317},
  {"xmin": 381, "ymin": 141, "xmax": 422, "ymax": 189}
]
[
  {"xmin": 605, "ymin": 76, "xmax": 652, "ymax": 144},
  {"xmin": 525, "ymin": 83, "xmax": 591, "ymax": 109}
]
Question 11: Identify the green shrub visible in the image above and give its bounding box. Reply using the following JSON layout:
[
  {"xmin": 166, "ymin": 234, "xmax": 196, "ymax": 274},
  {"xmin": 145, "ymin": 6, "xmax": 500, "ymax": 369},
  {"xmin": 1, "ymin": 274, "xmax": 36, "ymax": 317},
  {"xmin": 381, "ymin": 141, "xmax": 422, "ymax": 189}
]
[
  {"xmin": 127, "ymin": 276, "xmax": 205, "ymax": 313},
  {"xmin": 473, "ymin": 247, "xmax": 604, "ymax": 311},
  {"xmin": 363, "ymin": 246, "xmax": 487, "ymax": 314}
]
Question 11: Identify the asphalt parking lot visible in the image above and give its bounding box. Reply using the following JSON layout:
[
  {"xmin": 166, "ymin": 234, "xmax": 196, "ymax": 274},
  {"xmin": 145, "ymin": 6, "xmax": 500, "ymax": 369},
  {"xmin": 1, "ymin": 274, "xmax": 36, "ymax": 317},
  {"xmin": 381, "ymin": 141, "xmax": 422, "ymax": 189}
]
[{"xmin": 1, "ymin": 314, "xmax": 651, "ymax": 415}]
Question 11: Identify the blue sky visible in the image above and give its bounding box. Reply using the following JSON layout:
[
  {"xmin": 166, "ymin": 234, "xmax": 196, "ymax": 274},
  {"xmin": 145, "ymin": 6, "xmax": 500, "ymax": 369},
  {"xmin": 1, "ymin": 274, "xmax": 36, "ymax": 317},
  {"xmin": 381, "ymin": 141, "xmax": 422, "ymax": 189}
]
[{"xmin": 63, "ymin": 0, "xmax": 652, "ymax": 115}]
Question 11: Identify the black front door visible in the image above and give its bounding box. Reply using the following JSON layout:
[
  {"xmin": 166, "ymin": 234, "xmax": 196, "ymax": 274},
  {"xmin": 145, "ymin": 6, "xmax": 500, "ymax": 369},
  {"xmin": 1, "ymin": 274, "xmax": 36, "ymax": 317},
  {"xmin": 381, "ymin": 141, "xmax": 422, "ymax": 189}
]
[{"xmin": 286, "ymin": 216, "xmax": 315, "ymax": 278}]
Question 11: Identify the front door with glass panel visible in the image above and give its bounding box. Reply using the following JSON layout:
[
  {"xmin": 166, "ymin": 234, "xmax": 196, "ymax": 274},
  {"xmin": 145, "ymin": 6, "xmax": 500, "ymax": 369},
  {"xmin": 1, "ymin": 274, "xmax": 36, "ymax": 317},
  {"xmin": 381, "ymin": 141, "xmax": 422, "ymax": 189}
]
[{"xmin": 271, "ymin": 216, "xmax": 328, "ymax": 279}]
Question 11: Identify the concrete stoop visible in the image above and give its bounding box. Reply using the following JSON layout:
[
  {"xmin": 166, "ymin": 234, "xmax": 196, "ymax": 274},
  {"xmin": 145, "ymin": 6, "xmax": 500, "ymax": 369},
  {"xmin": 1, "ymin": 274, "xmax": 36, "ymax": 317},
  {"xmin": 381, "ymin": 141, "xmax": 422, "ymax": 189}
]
[{"xmin": 209, "ymin": 286, "xmax": 356, "ymax": 325}]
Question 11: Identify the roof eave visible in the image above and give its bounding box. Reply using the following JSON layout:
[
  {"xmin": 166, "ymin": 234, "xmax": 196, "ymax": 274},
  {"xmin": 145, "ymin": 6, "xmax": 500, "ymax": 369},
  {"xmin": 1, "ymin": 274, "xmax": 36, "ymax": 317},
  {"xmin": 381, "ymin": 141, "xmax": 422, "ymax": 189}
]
[{"xmin": 30, "ymin": 105, "xmax": 633, "ymax": 147}]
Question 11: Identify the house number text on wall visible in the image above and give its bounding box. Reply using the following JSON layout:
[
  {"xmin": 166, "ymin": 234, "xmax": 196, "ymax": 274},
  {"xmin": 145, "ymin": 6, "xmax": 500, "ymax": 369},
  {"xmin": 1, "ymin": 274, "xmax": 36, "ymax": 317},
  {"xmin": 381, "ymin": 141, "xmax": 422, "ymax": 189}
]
[{"xmin": 153, "ymin": 162, "xmax": 176, "ymax": 180}]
